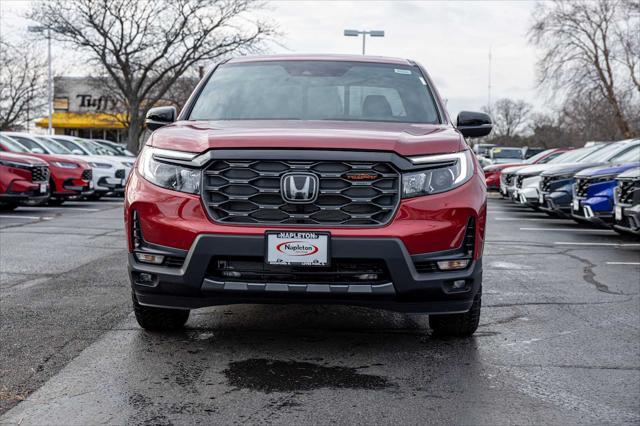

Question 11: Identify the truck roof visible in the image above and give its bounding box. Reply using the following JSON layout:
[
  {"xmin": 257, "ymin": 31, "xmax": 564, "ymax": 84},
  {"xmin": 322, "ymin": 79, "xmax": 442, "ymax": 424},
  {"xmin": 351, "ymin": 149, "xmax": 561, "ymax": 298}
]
[{"xmin": 227, "ymin": 54, "xmax": 414, "ymax": 66}]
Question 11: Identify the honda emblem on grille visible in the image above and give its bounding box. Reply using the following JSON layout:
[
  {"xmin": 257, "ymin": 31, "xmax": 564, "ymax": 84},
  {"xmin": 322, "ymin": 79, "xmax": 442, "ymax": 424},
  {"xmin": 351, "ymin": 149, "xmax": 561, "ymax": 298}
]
[{"xmin": 281, "ymin": 173, "xmax": 319, "ymax": 203}]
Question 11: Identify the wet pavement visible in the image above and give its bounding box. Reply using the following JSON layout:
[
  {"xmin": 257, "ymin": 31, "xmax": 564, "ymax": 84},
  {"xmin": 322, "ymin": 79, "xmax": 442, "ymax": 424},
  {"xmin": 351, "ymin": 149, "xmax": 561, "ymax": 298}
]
[{"xmin": 1, "ymin": 197, "xmax": 639, "ymax": 424}]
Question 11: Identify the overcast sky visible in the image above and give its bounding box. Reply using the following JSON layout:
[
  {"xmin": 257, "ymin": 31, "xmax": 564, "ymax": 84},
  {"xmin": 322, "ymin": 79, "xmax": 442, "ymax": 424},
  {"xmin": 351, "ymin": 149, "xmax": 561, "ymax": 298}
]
[{"xmin": 1, "ymin": 0, "xmax": 542, "ymax": 119}]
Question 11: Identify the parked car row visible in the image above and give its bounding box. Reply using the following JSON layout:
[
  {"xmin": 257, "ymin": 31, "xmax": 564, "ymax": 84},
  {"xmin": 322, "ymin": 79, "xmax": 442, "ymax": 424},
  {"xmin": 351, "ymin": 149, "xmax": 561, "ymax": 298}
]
[
  {"xmin": 0, "ymin": 132, "xmax": 135, "ymax": 210},
  {"xmin": 474, "ymin": 144, "xmax": 546, "ymax": 168},
  {"xmin": 486, "ymin": 139, "xmax": 640, "ymax": 236}
]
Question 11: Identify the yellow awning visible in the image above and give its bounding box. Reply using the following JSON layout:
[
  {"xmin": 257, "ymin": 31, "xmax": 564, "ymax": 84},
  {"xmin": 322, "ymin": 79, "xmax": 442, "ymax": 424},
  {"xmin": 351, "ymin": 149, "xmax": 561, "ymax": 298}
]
[{"xmin": 35, "ymin": 112, "xmax": 127, "ymax": 129}]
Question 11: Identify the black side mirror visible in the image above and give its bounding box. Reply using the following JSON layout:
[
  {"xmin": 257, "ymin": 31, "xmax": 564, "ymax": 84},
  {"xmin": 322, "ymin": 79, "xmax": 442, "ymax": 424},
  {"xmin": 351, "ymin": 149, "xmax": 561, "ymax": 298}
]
[
  {"xmin": 456, "ymin": 111, "xmax": 493, "ymax": 138},
  {"xmin": 145, "ymin": 106, "xmax": 176, "ymax": 131}
]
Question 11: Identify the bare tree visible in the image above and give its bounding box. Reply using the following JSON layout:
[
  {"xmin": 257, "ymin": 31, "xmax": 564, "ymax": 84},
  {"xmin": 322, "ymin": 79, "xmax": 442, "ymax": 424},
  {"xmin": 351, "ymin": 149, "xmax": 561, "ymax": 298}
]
[
  {"xmin": 483, "ymin": 98, "xmax": 533, "ymax": 139},
  {"xmin": 529, "ymin": 0, "xmax": 638, "ymax": 138},
  {"xmin": 0, "ymin": 41, "xmax": 47, "ymax": 131},
  {"xmin": 30, "ymin": 0, "xmax": 277, "ymax": 152}
]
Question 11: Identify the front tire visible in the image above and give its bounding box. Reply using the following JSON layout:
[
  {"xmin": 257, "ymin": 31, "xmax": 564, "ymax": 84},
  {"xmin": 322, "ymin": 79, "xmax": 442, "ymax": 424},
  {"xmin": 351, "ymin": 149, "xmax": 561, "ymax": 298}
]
[
  {"xmin": 429, "ymin": 287, "xmax": 481, "ymax": 337},
  {"xmin": 48, "ymin": 197, "xmax": 65, "ymax": 206},
  {"xmin": 132, "ymin": 293, "xmax": 190, "ymax": 331},
  {"xmin": 0, "ymin": 202, "xmax": 18, "ymax": 211},
  {"xmin": 85, "ymin": 193, "xmax": 102, "ymax": 201}
]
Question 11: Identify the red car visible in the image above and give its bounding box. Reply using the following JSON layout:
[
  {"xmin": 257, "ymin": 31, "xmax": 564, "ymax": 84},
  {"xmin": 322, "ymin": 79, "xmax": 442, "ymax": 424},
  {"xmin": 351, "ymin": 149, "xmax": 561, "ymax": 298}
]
[
  {"xmin": 483, "ymin": 148, "xmax": 569, "ymax": 191},
  {"xmin": 0, "ymin": 134, "xmax": 93, "ymax": 205},
  {"xmin": 0, "ymin": 151, "xmax": 50, "ymax": 210},
  {"xmin": 126, "ymin": 55, "xmax": 493, "ymax": 336}
]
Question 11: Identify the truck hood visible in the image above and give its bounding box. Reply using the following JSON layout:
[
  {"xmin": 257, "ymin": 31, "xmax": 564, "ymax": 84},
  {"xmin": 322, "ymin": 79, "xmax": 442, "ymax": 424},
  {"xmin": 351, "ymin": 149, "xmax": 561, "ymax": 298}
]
[
  {"xmin": 483, "ymin": 162, "xmax": 525, "ymax": 172},
  {"xmin": 148, "ymin": 120, "xmax": 466, "ymax": 156},
  {"xmin": 540, "ymin": 162, "xmax": 606, "ymax": 177},
  {"xmin": 62, "ymin": 154, "xmax": 128, "ymax": 169},
  {"xmin": 575, "ymin": 162, "xmax": 640, "ymax": 178},
  {"xmin": 20, "ymin": 152, "xmax": 91, "ymax": 169},
  {"xmin": 0, "ymin": 152, "xmax": 48, "ymax": 166},
  {"xmin": 617, "ymin": 166, "xmax": 640, "ymax": 180},
  {"xmin": 513, "ymin": 163, "xmax": 558, "ymax": 176}
]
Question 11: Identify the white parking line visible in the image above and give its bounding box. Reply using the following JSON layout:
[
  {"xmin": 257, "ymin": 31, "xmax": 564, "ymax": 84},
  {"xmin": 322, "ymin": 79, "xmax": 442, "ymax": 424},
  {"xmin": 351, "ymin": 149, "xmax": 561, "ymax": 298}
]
[
  {"xmin": 41, "ymin": 207, "xmax": 101, "ymax": 211},
  {"xmin": 606, "ymin": 262, "xmax": 640, "ymax": 265},
  {"xmin": 494, "ymin": 217, "xmax": 564, "ymax": 221},
  {"xmin": 554, "ymin": 242, "xmax": 640, "ymax": 247},
  {"xmin": 520, "ymin": 227, "xmax": 615, "ymax": 233},
  {"xmin": 0, "ymin": 215, "xmax": 53, "ymax": 220}
]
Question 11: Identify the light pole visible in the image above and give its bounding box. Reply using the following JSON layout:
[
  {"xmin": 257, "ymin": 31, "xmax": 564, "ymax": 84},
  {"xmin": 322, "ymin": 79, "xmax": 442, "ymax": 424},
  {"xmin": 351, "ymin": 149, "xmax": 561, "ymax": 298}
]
[
  {"xmin": 343, "ymin": 29, "xmax": 385, "ymax": 55},
  {"xmin": 28, "ymin": 25, "xmax": 52, "ymax": 135}
]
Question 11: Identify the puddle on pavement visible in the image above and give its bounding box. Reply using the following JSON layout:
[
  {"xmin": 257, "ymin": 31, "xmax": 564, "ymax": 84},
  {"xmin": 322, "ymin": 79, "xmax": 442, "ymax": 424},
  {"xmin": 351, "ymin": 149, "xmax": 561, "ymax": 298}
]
[{"xmin": 223, "ymin": 358, "xmax": 392, "ymax": 393}]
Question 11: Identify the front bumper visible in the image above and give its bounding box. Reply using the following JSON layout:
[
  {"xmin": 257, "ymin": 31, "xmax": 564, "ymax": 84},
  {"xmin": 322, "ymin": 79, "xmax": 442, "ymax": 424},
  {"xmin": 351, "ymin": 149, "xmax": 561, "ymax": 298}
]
[
  {"xmin": 570, "ymin": 196, "xmax": 613, "ymax": 226},
  {"xmin": 0, "ymin": 181, "xmax": 49, "ymax": 204},
  {"xmin": 613, "ymin": 204, "xmax": 640, "ymax": 235},
  {"xmin": 96, "ymin": 176, "xmax": 125, "ymax": 193},
  {"xmin": 540, "ymin": 190, "xmax": 572, "ymax": 216},
  {"xmin": 130, "ymin": 235, "xmax": 482, "ymax": 313}
]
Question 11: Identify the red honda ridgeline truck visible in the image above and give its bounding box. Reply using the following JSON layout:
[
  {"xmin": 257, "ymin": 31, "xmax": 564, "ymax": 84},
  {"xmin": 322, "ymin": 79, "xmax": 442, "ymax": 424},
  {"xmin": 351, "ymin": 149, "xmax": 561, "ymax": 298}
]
[{"xmin": 126, "ymin": 55, "xmax": 492, "ymax": 336}]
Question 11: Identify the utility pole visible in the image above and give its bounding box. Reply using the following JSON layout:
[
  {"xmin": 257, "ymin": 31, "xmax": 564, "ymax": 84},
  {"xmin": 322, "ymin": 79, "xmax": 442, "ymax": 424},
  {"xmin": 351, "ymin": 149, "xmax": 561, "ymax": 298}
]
[
  {"xmin": 343, "ymin": 29, "xmax": 385, "ymax": 55},
  {"xmin": 28, "ymin": 26, "xmax": 53, "ymax": 135},
  {"xmin": 488, "ymin": 45, "xmax": 492, "ymax": 114}
]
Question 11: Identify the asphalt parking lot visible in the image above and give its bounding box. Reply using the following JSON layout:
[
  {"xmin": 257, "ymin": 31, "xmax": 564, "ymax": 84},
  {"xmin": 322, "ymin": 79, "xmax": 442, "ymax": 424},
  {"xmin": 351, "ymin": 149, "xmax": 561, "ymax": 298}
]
[{"xmin": 0, "ymin": 196, "xmax": 639, "ymax": 425}]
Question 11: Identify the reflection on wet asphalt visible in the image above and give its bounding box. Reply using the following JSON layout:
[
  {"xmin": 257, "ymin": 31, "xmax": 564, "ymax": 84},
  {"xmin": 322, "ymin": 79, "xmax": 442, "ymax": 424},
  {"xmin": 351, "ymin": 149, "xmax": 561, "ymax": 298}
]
[{"xmin": 223, "ymin": 358, "xmax": 392, "ymax": 392}]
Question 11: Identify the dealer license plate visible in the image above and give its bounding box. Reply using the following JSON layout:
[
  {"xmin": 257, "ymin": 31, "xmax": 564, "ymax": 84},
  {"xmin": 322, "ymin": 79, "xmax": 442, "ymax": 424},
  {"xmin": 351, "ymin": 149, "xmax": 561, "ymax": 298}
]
[
  {"xmin": 539, "ymin": 193, "xmax": 545, "ymax": 204},
  {"xmin": 615, "ymin": 205, "xmax": 623, "ymax": 221},
  {"xmin": 266, "ymin": 231, "xmax": 329, "ymax": 266},
  {"xmin": 40, "ymin": 183, "xmax": 47, "ymax": 194},
  {"xmin": 573, "ymin": 199, "xmax": 580, "ymax": 211}
]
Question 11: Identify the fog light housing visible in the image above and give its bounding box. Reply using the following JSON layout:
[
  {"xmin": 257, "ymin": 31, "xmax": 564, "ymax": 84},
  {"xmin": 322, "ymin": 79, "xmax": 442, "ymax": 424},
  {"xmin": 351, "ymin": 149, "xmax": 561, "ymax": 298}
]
[
  {"xmin": 452, "ymin": 279, "xmax": 466, "ymax": 289},
  {"xmin": 135, "ymin": 252, "xmax": 165, "ymax": 264},
  {"xmin": 436, "ymin": 259, "xmax": 470, "ymax": 270},
  {"xmin": 134, "ymin": 272, "xmax": 157, "ymax": 287}
]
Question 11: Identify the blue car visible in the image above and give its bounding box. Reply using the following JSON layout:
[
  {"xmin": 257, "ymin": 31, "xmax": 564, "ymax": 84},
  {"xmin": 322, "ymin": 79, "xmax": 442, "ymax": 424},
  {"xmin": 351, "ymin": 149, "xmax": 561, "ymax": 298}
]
[
  {"xmin": 539, "ymin": 139, "xmax": 640, "ymax": 217},
  {"xmin": 571, "ymin": 160, "xmax": 640, "ymax": 226}
]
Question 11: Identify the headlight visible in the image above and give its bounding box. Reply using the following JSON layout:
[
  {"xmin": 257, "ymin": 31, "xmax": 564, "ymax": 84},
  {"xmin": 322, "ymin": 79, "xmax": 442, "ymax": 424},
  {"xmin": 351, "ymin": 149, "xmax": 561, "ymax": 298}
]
[
  {"xmin": 591, "ymin": 174, "xmax": 617, "ymax": 183},
  {"xmin": 0, "ymin": 159, "xmax": 31, "ymax": 170},
  {"xmin": 52, "ymin": 161, "xmax": 78, "ymax": 169},
  {"xmin": 138, "ymin": 146, "xmax": 200, "ymax": 194},
  {"xmin": 550, "ymin": 173, "xmax": 575, "ymax": 181},
  {"xmin": 403, "ymin": 150, "xmax": 473, "ymax": 198},
  {"xmin": 89, "ymin": 162, "xmax": 113, "ymax": 169}
]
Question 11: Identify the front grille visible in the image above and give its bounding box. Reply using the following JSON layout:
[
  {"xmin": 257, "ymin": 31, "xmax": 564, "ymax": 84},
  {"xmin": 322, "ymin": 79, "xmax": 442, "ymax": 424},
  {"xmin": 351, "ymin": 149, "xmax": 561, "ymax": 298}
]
[
  {"xmin": 81, "ymin": 169, "xmax": 92, "ymax": 180},
  {"xmin": 540, "ymin": 176, "xmax": 553, "ymax": 192},
  {"xmin": 617, "ymin": 179, "xmax": 639, "ymax": 204},
  {"xmin": 575, "ymin": 178, "xmax": 591, "ymax": 198},
  {"xmin": 208, "ymin": 257, "xmax": 390, "ymax": 284},
  {"xmin": 503, "ymin": 173, "xmax": 515, "ymax": 186},
  {"xmin": 202, "ymin": 159, "xmax": 401, "ymax": 226},
  {"xmin": 31, "ymin": 165, "xmax": 49, "ymax": 182},
  {"xmin": 115, "ymin": 169, "xmax": 125, "ymax": 179}
]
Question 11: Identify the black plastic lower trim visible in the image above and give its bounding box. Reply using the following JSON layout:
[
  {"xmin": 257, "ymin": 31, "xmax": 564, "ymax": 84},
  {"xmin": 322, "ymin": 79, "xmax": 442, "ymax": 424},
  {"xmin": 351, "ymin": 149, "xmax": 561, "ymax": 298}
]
[{"xmin": 129, "ymin": 234, "xmax": 482, "ymax": 314}]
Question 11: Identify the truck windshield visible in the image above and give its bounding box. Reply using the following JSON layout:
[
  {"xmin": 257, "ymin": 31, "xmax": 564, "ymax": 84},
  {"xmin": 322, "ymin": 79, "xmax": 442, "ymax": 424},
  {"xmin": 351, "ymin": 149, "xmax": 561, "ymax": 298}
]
[
  {"xmin": 189, "ymin": 61, "xmax": 440, "ymax": 124},
  {"xmin": 0, "ymin": 135, "xmax": 29, "ymax": 153},
  {"xmin": 491, "ymin": 148, "xmax": 522, "ymax": 159},
  {"xmin": 35, "ymin": 137, "xmax": 73, "ymax": 155}
]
